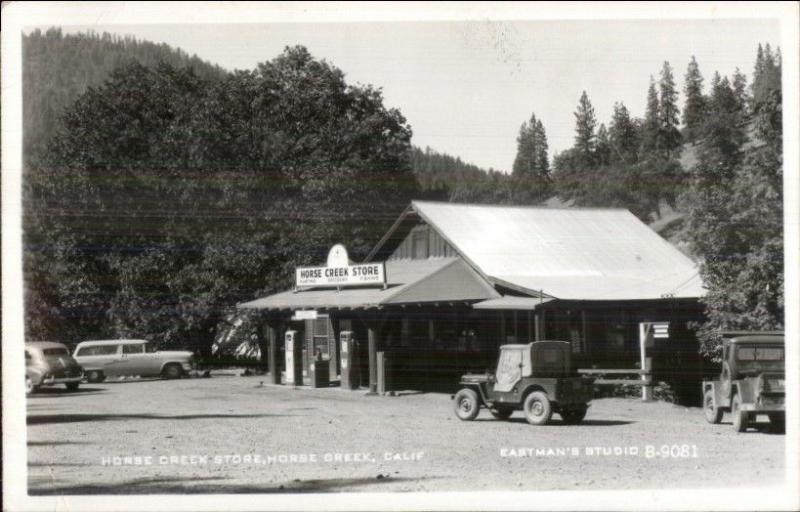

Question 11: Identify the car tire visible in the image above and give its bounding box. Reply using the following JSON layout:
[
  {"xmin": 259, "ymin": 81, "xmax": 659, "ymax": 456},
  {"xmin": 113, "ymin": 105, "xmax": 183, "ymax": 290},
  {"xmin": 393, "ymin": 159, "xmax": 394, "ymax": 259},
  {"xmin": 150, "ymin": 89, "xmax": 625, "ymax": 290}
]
[
  {"xmin": 560, "ymin": 406, "xmax": 588, "ymax": 425},
  {"xmin": 26, "ymin": 376, "xmax": 36, "ymax": 396},
  {"xmin": 162, "ymin": 363, "xmax": 183, "ymax": 380},
  {"xmin": 523, "ymin": 391, "xmax": 552, "ymax": 426},
  {"xmin": 703, "ymin": 388, "xmax": 723, "ymax": 424},
  {"xmin": 86, "ymin": 370, "xmax": 105, "ymax": 383},
  {"xmin": 65, "ymin": 382, "xmax": 80, "ymax": 391},
  {"xmin": 453, "ymin": 388, "xmax": 480, "ymax": 421},
  {"xmin": 490, "ymin": 407, "xmax": 513, "ymax": 420},
  {"xmin": 731, "ymin": 393, "xmax": 748, "ymax": 433}
]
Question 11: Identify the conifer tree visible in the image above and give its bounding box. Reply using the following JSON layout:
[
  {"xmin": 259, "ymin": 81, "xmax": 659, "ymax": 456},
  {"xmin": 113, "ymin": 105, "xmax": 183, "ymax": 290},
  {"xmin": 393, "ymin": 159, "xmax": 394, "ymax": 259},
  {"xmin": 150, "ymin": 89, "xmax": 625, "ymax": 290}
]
[
  {"xmin": 609, "ymin": 101, "xmax": 640, "ymax": 164},
  {"xmin": 682, "ymin": 56, "xmax": 706, "ymax": 144},
  {"xmin": 658, "ymin": 61, "xmax": 682, "ymax": 157},
  {"xmin": 641, "ymin": 77, "xmax": 660, "ymax": 155},
  {"xmin": 573, "ymin": 91, "xmax": 597, "ymax": 166}
]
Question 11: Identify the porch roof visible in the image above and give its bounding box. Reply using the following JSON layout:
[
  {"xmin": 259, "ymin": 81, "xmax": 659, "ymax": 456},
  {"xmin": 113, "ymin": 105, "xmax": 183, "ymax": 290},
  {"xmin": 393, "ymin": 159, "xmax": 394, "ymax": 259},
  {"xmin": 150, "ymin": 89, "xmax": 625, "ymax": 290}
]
[{"xmin": 238, "ymin": 257, "xmax": 499, "ymax": 311}]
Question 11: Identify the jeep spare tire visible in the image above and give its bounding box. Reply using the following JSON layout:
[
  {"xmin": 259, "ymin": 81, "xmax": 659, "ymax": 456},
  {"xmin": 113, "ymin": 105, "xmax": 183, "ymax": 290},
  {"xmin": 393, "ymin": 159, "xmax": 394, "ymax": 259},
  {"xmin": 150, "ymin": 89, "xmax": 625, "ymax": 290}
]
[
  {"xmin": 523, "ymin": 391, "xmax": 552, "ymax": 425},
  {"xmin": 454, "ymin": 388, "xmax": 480, "ymax": 421}
]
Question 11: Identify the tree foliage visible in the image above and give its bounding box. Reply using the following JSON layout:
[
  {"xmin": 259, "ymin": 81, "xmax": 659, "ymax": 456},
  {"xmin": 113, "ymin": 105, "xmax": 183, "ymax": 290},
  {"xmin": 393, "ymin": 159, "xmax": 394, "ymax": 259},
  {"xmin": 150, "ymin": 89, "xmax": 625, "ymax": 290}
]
[
  {"xmin": 683, "ymin": 45, "xmax": 783, "ymax": 360},
  {"xmin": 25, "ymin": 46, "xmax": 417, "ymax": 352},
  {"xmin": 23, "ymin": 28, "xmax": 227, "ymax": 168}
]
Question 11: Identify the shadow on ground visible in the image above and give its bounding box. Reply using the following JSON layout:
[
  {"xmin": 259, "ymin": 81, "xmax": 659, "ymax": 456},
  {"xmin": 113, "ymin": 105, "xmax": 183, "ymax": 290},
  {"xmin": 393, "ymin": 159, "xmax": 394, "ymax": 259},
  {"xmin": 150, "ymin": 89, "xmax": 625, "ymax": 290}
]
[
  {"xmin": 28, "ymin": 387, "xmax": 108, "ymax": 397},
  {"xmin": 28, "ymin": 440, "xmax": 92, "ymax": 446},
  {"xmin": 29, "ymin": 474, "xmax": 434, "ymax": 494},
  {"xmin": 27, "ymin": 413, "xmax": 294, "ymax": 425},
  {"xmin": 474, "ymin": 417, "xmax": 633, "ymax": 426}
]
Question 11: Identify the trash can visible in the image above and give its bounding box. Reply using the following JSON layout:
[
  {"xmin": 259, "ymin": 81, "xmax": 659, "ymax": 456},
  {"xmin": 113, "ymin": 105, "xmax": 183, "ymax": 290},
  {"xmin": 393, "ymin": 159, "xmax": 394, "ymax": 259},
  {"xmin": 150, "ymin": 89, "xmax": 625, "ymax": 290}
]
[{"xmin": 309, "ymin": 358, "xmax": 330, "ymax": 388}]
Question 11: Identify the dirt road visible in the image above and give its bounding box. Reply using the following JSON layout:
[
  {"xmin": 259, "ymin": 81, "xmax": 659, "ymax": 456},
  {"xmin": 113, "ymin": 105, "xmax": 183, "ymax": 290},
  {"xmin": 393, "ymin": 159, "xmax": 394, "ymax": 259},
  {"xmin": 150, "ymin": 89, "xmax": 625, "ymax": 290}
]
[{"xmin": 26, "ymin": 373, "xmax": 785, "ymax": 494}]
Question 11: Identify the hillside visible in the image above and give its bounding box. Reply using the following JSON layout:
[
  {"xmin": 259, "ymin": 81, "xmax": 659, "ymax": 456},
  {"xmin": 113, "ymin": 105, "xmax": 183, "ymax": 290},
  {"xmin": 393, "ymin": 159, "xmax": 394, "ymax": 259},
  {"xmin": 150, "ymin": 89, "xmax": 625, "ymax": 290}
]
[{"xmin": 23, "ymin": 28, "xmax": 229, "ymax": 165}]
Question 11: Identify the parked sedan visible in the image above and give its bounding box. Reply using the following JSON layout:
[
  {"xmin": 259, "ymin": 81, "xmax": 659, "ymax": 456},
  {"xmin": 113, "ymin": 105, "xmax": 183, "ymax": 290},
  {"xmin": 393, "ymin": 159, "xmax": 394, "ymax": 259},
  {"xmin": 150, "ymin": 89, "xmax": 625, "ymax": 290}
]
[{"xmin": 26, "ymin": 341, "xmax": 84, "ymax": 395}]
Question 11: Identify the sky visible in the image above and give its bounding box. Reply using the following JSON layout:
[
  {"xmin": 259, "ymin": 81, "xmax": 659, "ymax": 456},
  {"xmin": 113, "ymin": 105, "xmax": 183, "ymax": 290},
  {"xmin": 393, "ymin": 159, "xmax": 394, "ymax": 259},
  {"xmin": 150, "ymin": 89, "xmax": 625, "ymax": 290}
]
[{"xmin": 55, "ymin": 18, "xmax": 780, "ymax": 173}]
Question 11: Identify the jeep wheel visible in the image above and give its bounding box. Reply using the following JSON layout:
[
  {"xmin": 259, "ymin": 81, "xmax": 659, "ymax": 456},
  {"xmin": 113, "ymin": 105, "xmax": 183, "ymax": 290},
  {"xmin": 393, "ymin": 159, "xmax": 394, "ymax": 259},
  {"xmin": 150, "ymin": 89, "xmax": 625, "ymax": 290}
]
[
  {"xmin": 560, "ymin": 406, "xmax": 587, "ymax": 425},
  {"xmin": 65, "ymin": 382, "xmax": 80, "ymax": 391},
  {"xmin": 490, "ymin": 408, "xmax": 513, "ymax": 420},
  {"xmin": 86, "ymin": 370, "xmax": 105, "ymax": 383},
  {"xmin": 523, "ymin": 391, "xmax": 552, "ymax": 426},
  {"xmin": 453, "ymin": 389, "xmax": 480, "ymax": 421},
  {"xmin": 162, "ymin": 363, "xmax": 184, "ymax": 380},
  {"xmin": 703, "ymin": 389, "xmax": 723, "ymax": 424},
  {"xmin": 731, "ymin": 394, "xmax": 748, "ymax": 433}
]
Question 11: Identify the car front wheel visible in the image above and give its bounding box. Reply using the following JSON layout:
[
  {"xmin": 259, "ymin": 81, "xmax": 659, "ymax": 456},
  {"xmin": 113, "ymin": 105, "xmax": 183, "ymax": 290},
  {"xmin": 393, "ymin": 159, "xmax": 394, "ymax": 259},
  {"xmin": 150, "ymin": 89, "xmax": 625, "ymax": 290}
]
[
  {"xmin": 26, "ymin": 376, "xmax": 36, "ymax": 396},
  {"xmin": 703, "ymin": 388, "xmax": 723, "ymax": 424},
  {"xmin": 523, "ymin": 391, "xmax": 552, "ymax": 426},
  {"xmin": 453, "ymin": 388, "xmax": 480, "ymax": 421}
]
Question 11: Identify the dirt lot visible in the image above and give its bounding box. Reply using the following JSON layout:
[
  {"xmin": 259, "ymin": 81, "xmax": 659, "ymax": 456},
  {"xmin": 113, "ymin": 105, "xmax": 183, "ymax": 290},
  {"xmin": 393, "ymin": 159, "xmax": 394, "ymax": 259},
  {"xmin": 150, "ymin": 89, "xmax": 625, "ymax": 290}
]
[{"xmin": 26, "ymin": 373, "xmax": 785, "ymax": 494}]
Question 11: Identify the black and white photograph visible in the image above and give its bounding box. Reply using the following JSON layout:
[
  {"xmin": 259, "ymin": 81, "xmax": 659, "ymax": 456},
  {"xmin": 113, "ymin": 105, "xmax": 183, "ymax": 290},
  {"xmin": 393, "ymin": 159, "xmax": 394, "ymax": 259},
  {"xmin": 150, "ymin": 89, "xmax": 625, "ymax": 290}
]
[{"xmin": 3, "ymin": 2, "xmax": 799, "ymax": 511}]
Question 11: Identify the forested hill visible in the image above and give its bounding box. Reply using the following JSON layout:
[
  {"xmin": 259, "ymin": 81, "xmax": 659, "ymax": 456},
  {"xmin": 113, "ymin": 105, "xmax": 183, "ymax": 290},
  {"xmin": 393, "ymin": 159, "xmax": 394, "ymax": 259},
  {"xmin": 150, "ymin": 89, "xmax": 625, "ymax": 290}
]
[{"xmin": 23, "ymin": 28, "xmax": 229, "ymax": 164}]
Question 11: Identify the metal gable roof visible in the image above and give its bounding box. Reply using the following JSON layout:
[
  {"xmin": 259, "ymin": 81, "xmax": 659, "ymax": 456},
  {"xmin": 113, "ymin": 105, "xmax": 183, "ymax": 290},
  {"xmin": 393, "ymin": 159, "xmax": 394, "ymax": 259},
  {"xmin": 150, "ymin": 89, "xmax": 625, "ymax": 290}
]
[
  {"xmin": 410, "ymin": 201, "xmax": 706, "ymax": 301},
  {"xmin": 237, "ymin": 257, "xmax": 497, "ymax": 311}
]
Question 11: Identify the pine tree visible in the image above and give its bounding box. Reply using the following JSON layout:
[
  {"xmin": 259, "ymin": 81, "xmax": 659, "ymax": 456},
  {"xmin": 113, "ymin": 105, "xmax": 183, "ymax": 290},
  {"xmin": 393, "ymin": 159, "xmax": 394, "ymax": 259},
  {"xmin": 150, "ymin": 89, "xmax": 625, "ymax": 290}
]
[
  {"xmin": 533, "ymin": 119, "xmax": 550, "ymax": 178},
  {"xmin": 641, "ymin": 77, "xmax": 660, "ymax": 155},
  {"xmin": 658, "ymin": 61, "xmax": 682, "ymax": 157},
  {"xmin": 731, "ymin": 67, "xmax": 749, "ymax": 118},
  {"xmin": 609, "ymin": 101, "xmax": 640, "ymax": 164},
  {"xmin": 573, "ymin": 91, "xmax": 597, "ymax": 165},
  {"xmin": 682, "ymin": 56, "xmax": 706, "ymax": 144},
  {"xmin": 595, "ymin": 124, "xmax": 611, "ymax": 166}
]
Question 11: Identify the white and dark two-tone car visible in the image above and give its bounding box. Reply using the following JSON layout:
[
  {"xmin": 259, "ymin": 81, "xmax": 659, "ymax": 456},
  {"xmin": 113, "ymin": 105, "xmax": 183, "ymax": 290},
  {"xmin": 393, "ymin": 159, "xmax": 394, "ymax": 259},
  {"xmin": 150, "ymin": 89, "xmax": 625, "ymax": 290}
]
[{"xmin": 73, "ymin": 339, "xmax": 195, "ymax": 382}]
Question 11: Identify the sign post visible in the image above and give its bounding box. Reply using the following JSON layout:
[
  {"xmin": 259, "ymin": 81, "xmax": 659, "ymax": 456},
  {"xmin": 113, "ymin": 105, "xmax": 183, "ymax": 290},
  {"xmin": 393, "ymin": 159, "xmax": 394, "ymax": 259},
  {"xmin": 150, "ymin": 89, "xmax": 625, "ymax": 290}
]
[{"xmin": 639, "ymin": 321, "xmax": 669, "ymax": 401}]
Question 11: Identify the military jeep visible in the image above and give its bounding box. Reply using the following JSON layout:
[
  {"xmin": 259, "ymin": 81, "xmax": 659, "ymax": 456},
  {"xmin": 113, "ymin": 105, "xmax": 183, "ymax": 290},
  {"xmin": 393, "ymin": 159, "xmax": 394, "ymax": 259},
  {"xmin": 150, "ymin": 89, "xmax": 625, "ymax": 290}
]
[
  {"xmin": 702, "ymin": 332, "xmax": 785, "ymax": 432},
  {"xmin": 452, "ymin": 341, "xmax": 594, "ymax": 425}
]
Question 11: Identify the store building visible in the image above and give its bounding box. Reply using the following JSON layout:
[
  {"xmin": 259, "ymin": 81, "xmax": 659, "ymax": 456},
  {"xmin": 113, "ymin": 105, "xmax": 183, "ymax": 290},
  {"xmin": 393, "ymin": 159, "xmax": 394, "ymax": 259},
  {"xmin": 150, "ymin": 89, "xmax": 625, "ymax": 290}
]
[{"xmin": 238, "ymin": 201, "xmax": 706, "ymax": 395}]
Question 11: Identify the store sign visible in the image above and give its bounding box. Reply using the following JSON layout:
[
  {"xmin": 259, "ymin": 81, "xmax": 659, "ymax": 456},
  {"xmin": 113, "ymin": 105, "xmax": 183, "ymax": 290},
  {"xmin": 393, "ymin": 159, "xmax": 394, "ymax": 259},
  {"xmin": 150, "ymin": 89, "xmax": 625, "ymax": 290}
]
[
  {"xmin": 292, "ymin": 310, "xmax": 318, "ymax": 321},
  {"xmin": 295, "ymin": 245, "xmax": 387, "ymax": 289}
]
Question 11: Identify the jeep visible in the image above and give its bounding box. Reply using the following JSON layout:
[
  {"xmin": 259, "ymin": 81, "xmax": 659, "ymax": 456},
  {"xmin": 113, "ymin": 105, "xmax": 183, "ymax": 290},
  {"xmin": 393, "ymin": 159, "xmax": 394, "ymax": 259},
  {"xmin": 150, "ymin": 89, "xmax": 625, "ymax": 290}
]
[
  {"xmin": 702, "ymin": 332, "xmax": 784, "ymax": 432},
  {"xmin": 452, "ymin": 341, "xmax": 594, "ymax": 425}
]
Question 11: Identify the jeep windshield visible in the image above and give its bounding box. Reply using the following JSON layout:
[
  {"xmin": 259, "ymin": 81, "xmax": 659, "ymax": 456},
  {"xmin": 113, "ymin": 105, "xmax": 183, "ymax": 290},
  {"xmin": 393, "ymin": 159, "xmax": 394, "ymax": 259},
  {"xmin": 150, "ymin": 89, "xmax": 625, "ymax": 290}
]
[{"xmin": 735, "ymin": 345, "xmax": 784, "ymax": 374}]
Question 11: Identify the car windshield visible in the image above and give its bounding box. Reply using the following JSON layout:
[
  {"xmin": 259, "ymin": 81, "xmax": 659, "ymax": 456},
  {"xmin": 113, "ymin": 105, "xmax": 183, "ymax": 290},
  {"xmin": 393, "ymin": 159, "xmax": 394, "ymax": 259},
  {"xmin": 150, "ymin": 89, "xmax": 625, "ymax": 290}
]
[
  {"xmin": 42, "ymin": 348, "xmax": 70, "ymax": 356},
  {"xmin": 145, "ymin": 343, "xmax": 158, "ymax": 353}
]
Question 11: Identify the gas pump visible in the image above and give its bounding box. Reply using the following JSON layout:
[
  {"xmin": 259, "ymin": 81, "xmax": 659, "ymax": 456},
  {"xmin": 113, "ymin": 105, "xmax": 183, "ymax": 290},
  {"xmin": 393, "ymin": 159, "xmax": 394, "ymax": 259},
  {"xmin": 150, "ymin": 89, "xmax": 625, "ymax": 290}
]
[
  {"xmin": 285, "ymin": 330, "xmax": 303, "ymax": 386},
  {"xmin": 340, "ymin": 331, "xmax": 357, "ymax": 390}
]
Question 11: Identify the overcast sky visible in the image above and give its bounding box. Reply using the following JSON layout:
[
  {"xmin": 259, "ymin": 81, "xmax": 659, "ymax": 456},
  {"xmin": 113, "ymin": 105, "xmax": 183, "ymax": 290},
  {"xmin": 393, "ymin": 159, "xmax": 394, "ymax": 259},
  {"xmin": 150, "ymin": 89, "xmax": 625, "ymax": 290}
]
[{"xmin": 57, "ymin": 18, "xmax": 779, "ymax": 172}]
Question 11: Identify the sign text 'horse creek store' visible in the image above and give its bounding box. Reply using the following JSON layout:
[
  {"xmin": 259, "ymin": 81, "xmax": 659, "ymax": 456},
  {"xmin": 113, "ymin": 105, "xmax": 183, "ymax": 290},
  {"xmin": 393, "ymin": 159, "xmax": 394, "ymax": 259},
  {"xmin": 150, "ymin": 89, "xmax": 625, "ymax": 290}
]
[{"xmin": 295, "ymin": 263, "xmax": 386, "ymax": 288}]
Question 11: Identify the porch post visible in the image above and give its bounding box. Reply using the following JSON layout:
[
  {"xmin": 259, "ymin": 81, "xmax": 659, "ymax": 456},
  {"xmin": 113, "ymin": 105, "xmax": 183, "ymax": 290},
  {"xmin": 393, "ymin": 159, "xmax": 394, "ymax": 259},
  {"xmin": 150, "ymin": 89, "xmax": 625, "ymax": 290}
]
[
  {"xmin": 367, "ymin": 325, "xmax": 378, "ymax": 394},
  {"xmin": 267, "ymin": 320, "xmax": 280, "ymax": 385}
]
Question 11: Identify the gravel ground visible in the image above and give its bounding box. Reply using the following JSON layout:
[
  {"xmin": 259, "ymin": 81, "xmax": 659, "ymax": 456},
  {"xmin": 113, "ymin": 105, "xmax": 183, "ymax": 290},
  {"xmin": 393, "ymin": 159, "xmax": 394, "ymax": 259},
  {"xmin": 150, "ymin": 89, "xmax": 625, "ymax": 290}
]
[{"xmin": 27, "ymin": 372, "xmax": 785, "ymax": 494}]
